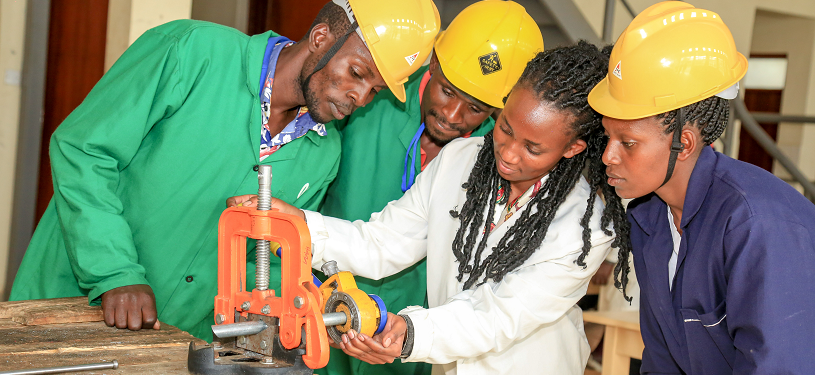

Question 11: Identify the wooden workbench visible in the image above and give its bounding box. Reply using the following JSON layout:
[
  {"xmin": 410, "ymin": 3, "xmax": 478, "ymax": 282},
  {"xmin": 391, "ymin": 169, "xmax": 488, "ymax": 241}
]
[
  {"xmin": 582, "ymin": 310, "xmax": 644, "ymax": 375},
  {"xmin": 0, "ymin": 297, "xmax": 205, "ymax": 374}
]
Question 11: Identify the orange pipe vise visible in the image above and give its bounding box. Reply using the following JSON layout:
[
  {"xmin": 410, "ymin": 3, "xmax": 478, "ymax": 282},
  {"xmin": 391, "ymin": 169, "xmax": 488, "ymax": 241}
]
[
  {"xmin": 213, "ymin": 206, "xmax": 329, "ymax": 369},
  {"xmin": 188, "ymin": 165, "xmax": 386, "ymax": 375}
]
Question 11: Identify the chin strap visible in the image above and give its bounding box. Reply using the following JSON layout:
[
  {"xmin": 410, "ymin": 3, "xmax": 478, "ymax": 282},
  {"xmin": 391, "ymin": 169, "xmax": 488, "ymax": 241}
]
[
  {"xmin": 661, "ymin": 107, "xmax": 685, "ymax": 187},
  {"xmin": 302, "ymin": 21, "xmax": 360, "ymax": 93}
]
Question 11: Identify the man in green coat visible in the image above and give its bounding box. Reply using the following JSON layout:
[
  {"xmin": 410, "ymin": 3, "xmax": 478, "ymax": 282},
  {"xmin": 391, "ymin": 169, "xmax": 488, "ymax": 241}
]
[
  {"xmin": 316, "ymin": 2, "xmax": 544, "ymax": 374},
  {"xmin": 9, "ymin": 0, "xmax": 439, "ymax": 342}
]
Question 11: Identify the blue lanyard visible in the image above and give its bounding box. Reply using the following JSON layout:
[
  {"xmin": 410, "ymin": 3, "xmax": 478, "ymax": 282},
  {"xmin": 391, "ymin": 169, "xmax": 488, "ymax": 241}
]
[
  {"xmin": 259, "ymin": 36, "xmax": 293, "ymax": 97},
  {"xmin": 402, "ymin": 123, "xmax": 425, "ymax": 192}
]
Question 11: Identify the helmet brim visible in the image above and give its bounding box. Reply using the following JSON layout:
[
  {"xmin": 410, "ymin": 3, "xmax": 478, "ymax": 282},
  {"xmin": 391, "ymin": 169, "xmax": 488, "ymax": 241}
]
[
  {"xmin": 588, "ymin": 53, "xmax": 748, "ymax": 120},
  {"xmin": 363, "ymin": 35, "xmax": 408, "ymax": 103},
  {"xmin": 384, "ymin": 74, "xmax": 407, "ymax": 103}
]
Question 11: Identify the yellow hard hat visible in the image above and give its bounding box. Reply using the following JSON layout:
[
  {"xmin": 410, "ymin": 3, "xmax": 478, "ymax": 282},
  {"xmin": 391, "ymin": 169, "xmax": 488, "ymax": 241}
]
[
  {"xmin": 344, "ymin": 0, "xmax": 441, "ymax": 102},
  {"xmin": 434, "ymin": 0, "xmax": 543, "ymax": 109},
  {"xmin": 588, "ymin": 1, "xmax": 748, "ymax": 120}
]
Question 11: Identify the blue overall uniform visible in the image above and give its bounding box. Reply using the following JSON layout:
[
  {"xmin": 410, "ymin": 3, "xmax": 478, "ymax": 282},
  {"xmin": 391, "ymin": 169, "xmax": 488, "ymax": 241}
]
[{"xmin": 628, "ymin": 146, "xmax": 815, "ymax": 374}]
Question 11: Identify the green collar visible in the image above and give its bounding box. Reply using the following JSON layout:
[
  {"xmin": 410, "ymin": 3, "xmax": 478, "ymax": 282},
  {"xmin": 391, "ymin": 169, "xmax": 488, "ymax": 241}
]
[{"xmin": 397, "ymin": 66, "xmax": 430, "ymax": 150}]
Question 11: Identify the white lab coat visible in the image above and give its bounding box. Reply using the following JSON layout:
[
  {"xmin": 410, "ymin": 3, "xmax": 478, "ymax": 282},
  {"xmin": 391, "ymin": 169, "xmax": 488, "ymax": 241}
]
[{"xmin": 305, "ymin": 137, "xmax": 613, "ymax": 375}]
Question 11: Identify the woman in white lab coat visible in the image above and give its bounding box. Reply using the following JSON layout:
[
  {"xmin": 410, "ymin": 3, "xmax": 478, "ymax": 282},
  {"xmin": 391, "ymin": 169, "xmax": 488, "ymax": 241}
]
[{"xmin": 232, "ymin": 41, "xmax": 633, "ymax": 374}]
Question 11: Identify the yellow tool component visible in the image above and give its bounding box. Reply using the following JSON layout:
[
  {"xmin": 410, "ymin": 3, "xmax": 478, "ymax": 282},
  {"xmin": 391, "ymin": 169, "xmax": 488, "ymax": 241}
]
[
  {"xmin": 347, "ymin": 0, "xmax": 441, "ymax": 103},
  {"xmin": 319, "ymin": 270, "xmax": 358, "ymax": 303},
  {"xmin": 435, "ymin": 0, "xmax": 543, "ymax": 108},
  {"xmin": 319, "ymin": 269, "xmax": 383, "ymax": 341},
  {"xmin": 588, "ymin": 1, "xmax": 748, "ymax": 120}
]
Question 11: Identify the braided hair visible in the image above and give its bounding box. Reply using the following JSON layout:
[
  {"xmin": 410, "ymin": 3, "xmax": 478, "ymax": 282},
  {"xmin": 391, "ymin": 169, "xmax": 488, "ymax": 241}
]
[
  {"xmin": 657, "ymin": 96, "xmax": 730, "ymax": 145},
  {"xmin": 449, "ymin": 41, "xmax": 634, "ymax": 301}
]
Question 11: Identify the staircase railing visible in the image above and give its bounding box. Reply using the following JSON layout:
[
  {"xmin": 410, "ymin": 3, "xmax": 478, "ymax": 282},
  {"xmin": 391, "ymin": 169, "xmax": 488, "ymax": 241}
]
[
  {"xmin": 603, "ymin": 0, "xmax": 637, "ymax": 43},
  {"xmin": 619, "ymin": 0, "xmax": 636, "ymax": 18},
  {"xmin": 731, "ymin": 98, "xmax": 815, "ymax": 202}
]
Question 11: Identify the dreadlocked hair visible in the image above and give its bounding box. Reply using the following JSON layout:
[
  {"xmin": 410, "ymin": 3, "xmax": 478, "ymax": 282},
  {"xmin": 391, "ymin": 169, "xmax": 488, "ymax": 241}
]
[
  {"xmin": 657, "ymin": 96, "xmax": 730, "ymax": 145},
  {"xmin": 449, "ymin": 41, "xmax": 634, "ymax": 301}
]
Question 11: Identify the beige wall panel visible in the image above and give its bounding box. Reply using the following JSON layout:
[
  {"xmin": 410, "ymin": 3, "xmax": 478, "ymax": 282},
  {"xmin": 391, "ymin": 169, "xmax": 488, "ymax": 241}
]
[
  {"xmin": 750, "ymin": 10, "xmax": 815, "ymax": 180},
  {"xmin": 573, "ymin": 0, "xmax": 606, "ymax": 39},
  {"xmin": 191, "ymin": 0, "xmax": 249, "ymax": 34},
  {"xmin": 130, "ymin": 0, "xmax": 192, "ymax": 44},
  {"xmin": 105, "ymin": 0, "xmax": 192, "ymax": 71},
  {"xmin": 0, "ymin": 0, "xmax": 28, "ymax": 298},
  {"xmin": 105, "ymin": 0, "xmax": 133, "ymax": 72}
]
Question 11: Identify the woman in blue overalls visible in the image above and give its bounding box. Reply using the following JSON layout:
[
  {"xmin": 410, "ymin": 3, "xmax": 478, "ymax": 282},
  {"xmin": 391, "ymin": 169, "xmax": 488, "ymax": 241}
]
[{"xmin": 588, "ymin": 2, "xmax": 815, "ymax": 373}]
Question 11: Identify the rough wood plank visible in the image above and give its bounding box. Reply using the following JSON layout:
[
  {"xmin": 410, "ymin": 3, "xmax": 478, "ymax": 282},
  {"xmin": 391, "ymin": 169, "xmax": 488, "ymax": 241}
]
[
  {"xmin": 0, "ymin": 299, "xmax": 206, "ymax": 373},
  {"xmin": 0, "ymin": 346, "xmax": 190, "ymax": 373},
  {"xmin": 11, "ymin": 304, "xmax": 104, "ymax": 325},
  {"xmin": 0, "ymin": 297, "xmax": 88, "ymax": 318},
  {"xmin": 0, "ymin": 321, "xmax": 203, "ymax": 355},
  {"xmin": 0, "ymin": 297, "xmax": 103, "ymax": 325},
  {"xmin": 0, "ymin": 319, "xmax": 21, "ymax": 328},
  {"xmin": 0, "ymin": 321, "xmax": 204, "ymax": 372}
]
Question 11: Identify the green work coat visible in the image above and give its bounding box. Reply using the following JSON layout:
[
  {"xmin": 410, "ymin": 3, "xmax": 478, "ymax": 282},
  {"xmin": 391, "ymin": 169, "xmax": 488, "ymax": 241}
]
[
  {"xmin": 10, "ymin": 20, "xmax": 341, "ymax": 342},
  {"xmin": 317, "ymin": 66, "xmax": 494, "ymax": 375}
]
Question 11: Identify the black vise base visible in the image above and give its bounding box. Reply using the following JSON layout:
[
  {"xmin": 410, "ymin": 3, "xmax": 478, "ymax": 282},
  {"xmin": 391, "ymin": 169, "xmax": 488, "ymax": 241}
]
[{"xmin": 187, "ymin": 340, "xmax": 312, "ymax": 375}]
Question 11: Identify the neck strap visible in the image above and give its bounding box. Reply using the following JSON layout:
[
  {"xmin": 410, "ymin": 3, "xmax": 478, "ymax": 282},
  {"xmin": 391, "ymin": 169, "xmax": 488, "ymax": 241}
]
[
  {"xmin": 302, "ymin": 21, "xmax": 359, "ymax": 92},
  {"xmin": 661, "ymin": 107, "xmax": 685, "ymax": 187}
]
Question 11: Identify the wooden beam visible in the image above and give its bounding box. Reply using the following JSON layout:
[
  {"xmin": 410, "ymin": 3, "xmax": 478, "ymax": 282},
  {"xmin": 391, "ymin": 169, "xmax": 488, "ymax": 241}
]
[{"xmin": 0, "ymin": 296, "xmax": 103, "ymax": 325}]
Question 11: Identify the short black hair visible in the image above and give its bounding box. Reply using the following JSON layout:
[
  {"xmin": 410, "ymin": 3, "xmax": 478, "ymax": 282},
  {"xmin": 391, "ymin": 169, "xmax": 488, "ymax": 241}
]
[{"xmin": 302, "ymin": 1, "xmax": 353, "ymax": 42}]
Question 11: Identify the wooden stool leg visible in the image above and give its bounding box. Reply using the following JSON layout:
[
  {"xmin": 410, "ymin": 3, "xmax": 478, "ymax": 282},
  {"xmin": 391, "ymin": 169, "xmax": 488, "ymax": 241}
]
[{"xmin": 601, "ymin": 326, "xmax": 630, "ymax": 375}]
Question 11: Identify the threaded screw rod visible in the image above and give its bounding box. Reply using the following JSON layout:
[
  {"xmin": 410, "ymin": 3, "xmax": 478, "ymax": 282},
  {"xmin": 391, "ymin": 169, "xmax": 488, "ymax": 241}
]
[{"xmin": 255, "ymin": 165, "xmax": 272, "ymax": 290}]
